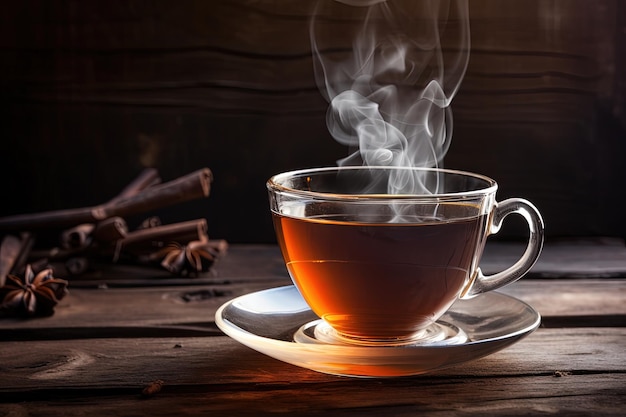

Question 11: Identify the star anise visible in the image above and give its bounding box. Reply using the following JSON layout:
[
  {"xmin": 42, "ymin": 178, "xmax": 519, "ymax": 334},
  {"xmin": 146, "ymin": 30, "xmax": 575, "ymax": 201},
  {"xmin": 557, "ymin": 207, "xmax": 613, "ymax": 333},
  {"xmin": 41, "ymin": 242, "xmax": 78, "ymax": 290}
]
[
  {"xmin": 153, "ymin": 240, "xmax": 227, "ymax": 276},
  {"xmin": 0, "ymin": 265, "xmax": 69, "ymax": 317}
]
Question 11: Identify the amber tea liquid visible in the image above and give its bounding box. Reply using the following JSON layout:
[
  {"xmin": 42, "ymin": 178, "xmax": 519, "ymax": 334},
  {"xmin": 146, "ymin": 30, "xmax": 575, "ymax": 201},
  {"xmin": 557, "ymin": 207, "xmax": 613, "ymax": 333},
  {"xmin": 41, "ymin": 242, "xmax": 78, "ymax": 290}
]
[{"xmin": 273, "ymin": 206, "xmax": 487, "ymax": 341}]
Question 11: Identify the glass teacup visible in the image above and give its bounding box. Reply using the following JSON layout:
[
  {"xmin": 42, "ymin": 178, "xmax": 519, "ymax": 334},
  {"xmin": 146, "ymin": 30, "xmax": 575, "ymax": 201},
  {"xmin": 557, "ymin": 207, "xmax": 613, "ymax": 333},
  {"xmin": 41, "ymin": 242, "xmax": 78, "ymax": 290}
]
[{"xmin": 267, "ymin": 166, "xmax": 544, "ymax": 345}]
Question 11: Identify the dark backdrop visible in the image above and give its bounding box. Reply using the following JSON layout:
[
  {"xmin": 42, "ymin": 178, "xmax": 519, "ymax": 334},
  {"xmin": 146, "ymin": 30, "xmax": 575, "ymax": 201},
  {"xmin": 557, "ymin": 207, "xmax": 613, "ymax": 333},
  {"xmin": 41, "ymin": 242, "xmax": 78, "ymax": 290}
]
[{"xmin": 1, "ymin": 0, "xmax": 625, "ymax": 243}]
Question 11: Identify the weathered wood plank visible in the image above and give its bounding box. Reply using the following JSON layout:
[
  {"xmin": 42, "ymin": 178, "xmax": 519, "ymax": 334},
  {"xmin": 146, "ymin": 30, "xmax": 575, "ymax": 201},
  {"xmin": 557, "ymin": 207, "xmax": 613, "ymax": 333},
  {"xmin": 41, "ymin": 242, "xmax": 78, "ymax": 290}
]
[
  {"xmin": 500, "ymin": 280, "xmax": 626, "ymax": 319},
  {"xmin": 0, "ymin": 329, "xmax": 624, "ymax": 388},
  {"xmin": 0, "ymin": 278, "xmax": 623, "ymax": 336},
  {"xmin": 66, "ymin": 240, "xmax": 626, "ymax": 288},
  {"xmin": 0, "ymin": 329, "xmax": 624, "ymax": 415},
  {"xmin": 0, "ymin": 282, "xmax": 279, "ymax": 333},
  {"xmin": 0, "ymin": 374, "xmax": 624, "ymax": 417},
  {"xmin": 1, "ymin": 242, "xmax": 624, "ymax": 336},
  {"xmin": 482, "ymin": 238, "xmax": 626, "ymax": 278}
]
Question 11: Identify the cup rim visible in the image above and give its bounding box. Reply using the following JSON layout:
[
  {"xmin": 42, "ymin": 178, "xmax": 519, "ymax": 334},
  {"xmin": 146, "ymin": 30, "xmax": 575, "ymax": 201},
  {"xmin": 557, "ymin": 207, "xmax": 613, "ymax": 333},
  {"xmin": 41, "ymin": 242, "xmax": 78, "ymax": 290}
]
[{"xmin": 267, "ymin": 166, "xmax": 498, "ymax": 201}]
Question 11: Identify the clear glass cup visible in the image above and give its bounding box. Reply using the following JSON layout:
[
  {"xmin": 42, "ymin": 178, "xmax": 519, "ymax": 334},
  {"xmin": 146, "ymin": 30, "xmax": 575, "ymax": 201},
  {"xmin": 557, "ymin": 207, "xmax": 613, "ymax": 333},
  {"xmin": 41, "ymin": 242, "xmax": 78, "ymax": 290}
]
[{"xmin": 267, "ymin": 166, "xmax": 544, "ymax": 344}]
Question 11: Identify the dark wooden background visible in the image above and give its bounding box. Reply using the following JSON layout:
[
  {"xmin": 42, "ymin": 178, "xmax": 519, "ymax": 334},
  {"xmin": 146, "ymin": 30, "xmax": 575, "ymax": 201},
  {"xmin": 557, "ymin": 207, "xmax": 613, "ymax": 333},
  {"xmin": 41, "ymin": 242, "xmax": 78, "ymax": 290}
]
[{"xmin": 1, "ymin": 0, "xmax": 624, "ymax": 243}]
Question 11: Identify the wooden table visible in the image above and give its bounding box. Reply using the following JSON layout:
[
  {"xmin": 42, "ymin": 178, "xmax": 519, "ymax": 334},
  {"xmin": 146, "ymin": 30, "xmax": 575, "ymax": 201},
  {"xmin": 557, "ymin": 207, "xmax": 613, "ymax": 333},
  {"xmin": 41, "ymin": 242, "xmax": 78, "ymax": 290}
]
[{"xmin": 1, "ymin": 243, "xmax": 625, "ymax": 416}]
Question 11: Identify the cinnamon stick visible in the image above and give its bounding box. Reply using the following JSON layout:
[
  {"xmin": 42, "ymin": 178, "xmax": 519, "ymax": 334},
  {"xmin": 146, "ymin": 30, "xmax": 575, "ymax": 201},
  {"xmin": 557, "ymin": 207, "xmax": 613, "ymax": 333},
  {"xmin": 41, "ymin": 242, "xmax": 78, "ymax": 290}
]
[
  {"xmin": 92, "ymin": 217, "xmax": 128, "ymax": 243},
  {"xmin": 60, "ymin": 224, "xmax": 95, "ymax": 250},
  {"xmin": 114, "ymin": 219, "xmax": 209, "ymax": 258},
  {"xmin": 107, "ymin": 168, "xmax": 212, "ymax": 219},
  {"xmin": 29, "ymin": 218, "xmax": 126, "ymax": 262},
  {"xmin": 138, "ymin": 216, "xmax": 162, "ymax": 229},
  {"xmin": 0, "ymin": 168, "xmax": 212, "ymax": 231}
]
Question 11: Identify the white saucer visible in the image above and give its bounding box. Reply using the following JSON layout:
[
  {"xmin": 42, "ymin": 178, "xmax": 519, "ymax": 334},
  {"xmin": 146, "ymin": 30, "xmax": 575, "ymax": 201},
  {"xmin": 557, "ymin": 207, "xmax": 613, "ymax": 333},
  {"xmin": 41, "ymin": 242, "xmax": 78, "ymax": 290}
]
[{"xmin": 215, "ymin": 286, "xmax": 540, "ymax": 378}]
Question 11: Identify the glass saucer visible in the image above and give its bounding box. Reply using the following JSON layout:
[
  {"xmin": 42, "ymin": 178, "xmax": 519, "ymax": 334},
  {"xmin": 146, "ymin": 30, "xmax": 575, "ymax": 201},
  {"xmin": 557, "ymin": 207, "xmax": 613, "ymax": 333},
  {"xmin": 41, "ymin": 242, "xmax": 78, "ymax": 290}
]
[{"xmin": 215, "ymin": 286, "xmax": 540, "ymax": 378}]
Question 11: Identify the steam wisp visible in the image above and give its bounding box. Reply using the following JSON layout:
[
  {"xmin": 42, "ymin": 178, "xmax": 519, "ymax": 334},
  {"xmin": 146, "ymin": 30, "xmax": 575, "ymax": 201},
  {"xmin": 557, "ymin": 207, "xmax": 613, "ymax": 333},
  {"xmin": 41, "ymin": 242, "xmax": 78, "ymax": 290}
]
[{"xmin": 311, "ymin": 0, "xmax": 470, "ymax": 195}]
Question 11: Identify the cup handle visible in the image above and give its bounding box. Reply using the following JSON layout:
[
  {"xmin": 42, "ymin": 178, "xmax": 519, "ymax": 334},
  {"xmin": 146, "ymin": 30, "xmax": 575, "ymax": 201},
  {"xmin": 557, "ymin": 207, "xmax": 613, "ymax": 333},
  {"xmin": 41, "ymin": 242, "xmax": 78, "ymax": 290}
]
[{"xmin": 462, "ymin": 198, "xmax": 545, "ymax": 298}]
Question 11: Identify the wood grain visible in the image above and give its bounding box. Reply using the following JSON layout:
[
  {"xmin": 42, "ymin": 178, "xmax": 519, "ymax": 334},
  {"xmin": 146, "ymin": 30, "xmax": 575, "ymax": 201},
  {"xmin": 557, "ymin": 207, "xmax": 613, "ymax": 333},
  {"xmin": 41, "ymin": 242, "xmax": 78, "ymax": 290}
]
[
  {"xmin": 1, "ymin": 375, "xmax": 624, "ymax": 417},
  {"xmin": 1, "ymin": 328, "xmax": 624, "ymax": 387},
  {"xmin": 0, "ymin": 330, "xmax": 624, "ymax": 415},
  {"xmin": 0, "ymin": 278, "xmax": 623, "ymax": 337}
]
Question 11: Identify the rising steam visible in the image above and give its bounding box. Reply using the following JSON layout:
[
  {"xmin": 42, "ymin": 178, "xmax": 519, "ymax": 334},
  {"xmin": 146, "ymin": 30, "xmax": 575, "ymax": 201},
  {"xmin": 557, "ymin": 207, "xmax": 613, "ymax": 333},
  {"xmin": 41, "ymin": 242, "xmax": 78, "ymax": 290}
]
[{"xmin": 311, "ymin": 0, "xmax": 470, "ymax": 194}]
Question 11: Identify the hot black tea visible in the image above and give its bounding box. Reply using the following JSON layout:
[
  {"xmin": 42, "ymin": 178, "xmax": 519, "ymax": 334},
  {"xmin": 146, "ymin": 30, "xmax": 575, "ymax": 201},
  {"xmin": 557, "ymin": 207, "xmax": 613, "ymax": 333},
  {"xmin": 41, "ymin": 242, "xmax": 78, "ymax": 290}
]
[
  {"xmin": 273, "ymin": 206, "xmax": 488, "ymax": 341},
  {"xmin": 268, "ymin": 166, "xmax": 544, "ymax": 344}
]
